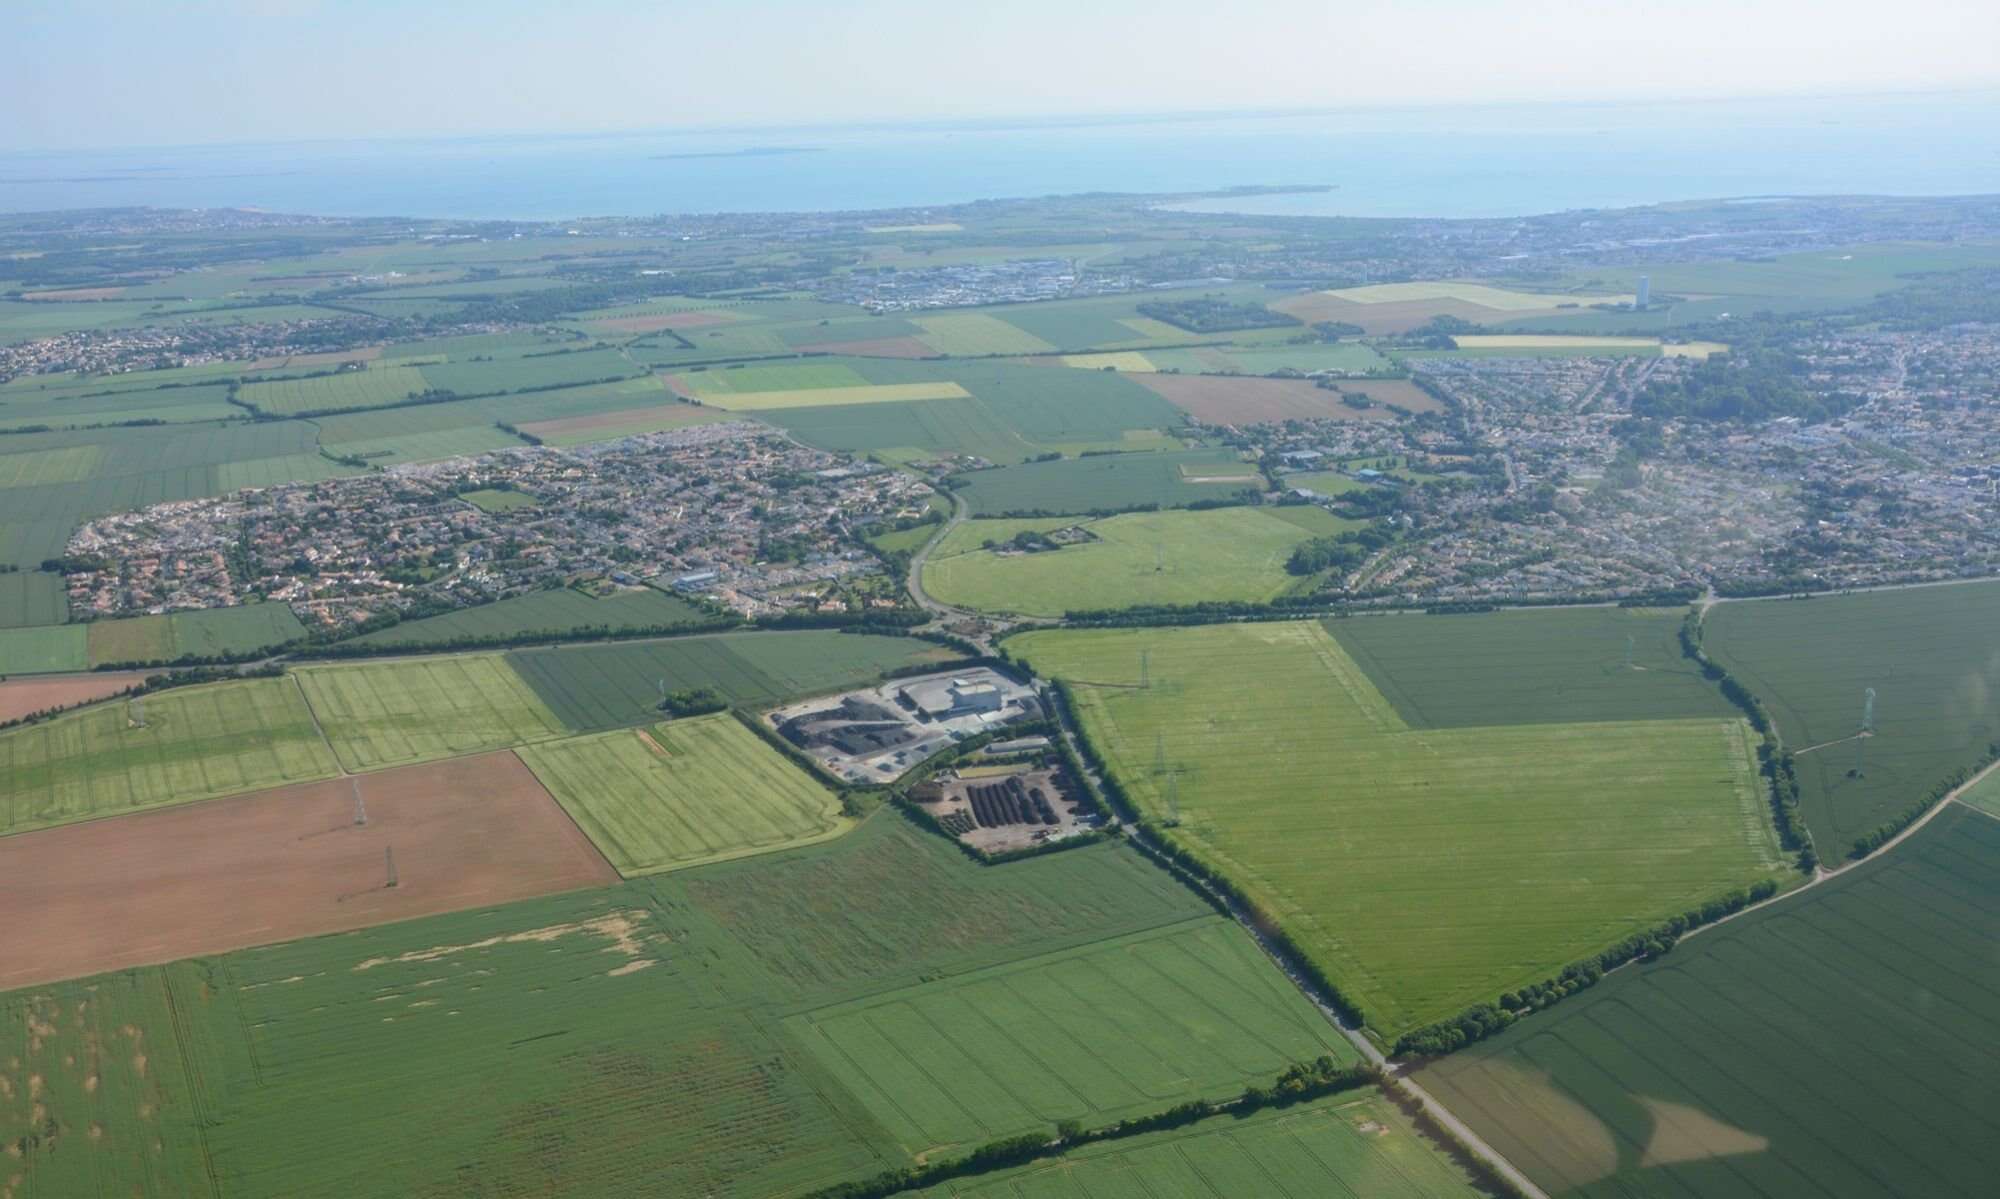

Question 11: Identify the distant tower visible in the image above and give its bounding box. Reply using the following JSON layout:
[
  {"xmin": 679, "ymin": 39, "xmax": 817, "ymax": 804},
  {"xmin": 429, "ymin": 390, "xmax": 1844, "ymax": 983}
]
[{"xmin": 1635, "ymin": 276, "xmax": 1652, "ymax": 311}]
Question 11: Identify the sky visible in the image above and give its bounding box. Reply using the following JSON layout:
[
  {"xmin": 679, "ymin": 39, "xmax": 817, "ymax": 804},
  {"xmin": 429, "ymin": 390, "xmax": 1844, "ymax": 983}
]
[{"xmin": 10, "ymin": 0, "xmax": 2000, "ymax": 150}]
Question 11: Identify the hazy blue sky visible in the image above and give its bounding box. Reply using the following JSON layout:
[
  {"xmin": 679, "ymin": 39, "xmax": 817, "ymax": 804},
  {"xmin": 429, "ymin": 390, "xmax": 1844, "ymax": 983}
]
[{"xmin": 10, "ymin": 0, "xmax": 1998, "ymax": 149}]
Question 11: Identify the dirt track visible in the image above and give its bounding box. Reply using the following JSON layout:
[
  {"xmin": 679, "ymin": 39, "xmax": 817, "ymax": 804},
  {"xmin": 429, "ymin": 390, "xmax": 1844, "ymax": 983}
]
[{"xmin": 0, "ymin": 750, "xmax": 617, "ymax": 989}]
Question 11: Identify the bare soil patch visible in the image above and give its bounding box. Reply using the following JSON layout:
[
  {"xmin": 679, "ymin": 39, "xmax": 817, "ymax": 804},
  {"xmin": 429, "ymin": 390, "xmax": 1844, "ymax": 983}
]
[
  {"xmin": 19, "ymin": 287, "xmax": 127, "ymax": 302},
  {"xmin": 0, "ymin": 751, "xmax": 616, "ymax": 990},
  {"xmin": 0, "ymin": 672, "xmax": 149, "ymax": 725},
  {"xmin": 791, "ymin": 336, "xmax": 937, "ymax": 359},
  {"xmin": 1138, "ymin": 374, "xmax": 1431, "ymax": 424}
]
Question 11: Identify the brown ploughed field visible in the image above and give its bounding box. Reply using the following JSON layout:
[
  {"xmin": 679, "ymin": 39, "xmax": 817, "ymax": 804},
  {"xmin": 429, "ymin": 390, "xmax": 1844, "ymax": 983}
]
[
  {"xmin": 0, "ymin": 750, "xmax": 617, "ymax": 989},
  {"xmin": 0, "ymin": 672, "xmax": 149, "ymax": 724}
]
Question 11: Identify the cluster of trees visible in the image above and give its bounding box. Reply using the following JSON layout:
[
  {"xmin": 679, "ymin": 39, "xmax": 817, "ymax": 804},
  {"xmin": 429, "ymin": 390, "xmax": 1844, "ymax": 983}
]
[
  {"xmin": 1679, "ymin": 611, "xmax": 1817, "ymax": 868},
  {"xmin": 308, "ymin": 616, "xmax": 740, "ymax": 658},
  {"xmin": 1396, "ymin": 878, "xmax": 1780, "ymax": 1057},
  {"xmin": 1286, "ymin": 525, "xmax": 1393, "ymax": 576},
  {"xmin": 1633, "ymin": 338, "xmax": 1857, "ymax": 424},
  {"xmin": 1135, "ymin": 297, "xmax": 1299, "ymax": 334},
  {"xmin": 657, "ymin": 687, "xmax": 725, "ymax": 717}
]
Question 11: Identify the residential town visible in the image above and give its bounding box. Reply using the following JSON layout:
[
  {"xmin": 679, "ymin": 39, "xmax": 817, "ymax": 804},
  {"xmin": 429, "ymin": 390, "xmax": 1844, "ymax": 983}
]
[{"xmin": 63, "ymin": 422, "xmax": 936, "ymax": 629}]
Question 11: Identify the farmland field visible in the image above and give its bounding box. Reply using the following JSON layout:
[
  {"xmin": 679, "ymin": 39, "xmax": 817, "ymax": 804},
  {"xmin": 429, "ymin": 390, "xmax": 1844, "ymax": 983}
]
[
  {"xmin": 0, "ymin": 677, "xmax": 341, "ymax": 835},
  {"xmin": 1419, "ymin": 802, "xmax": 2000, "ymax": 1199},
  {"xmin": 509, "ymin": 629, "xmax": 957, "ymax": 731},
  {"xmin": 1069, "ymin": 342, "xmax": 1396, "ymax": 376},
  {"xmin": 671, "ymin": 812, "xmax": 1210, "ymax": 1007},
  {"xmin": 0, "ymin": 622, "xmax": 87, "ymax": 674},
  {"xmin": 1136, "ymin": 372, "xmax": 1438, "ymax": 424},
  {"xmin": 417, "ymin": 346, "xmax": 641, "ymax": 395},
  {"xmin": 952, "ymin": 448, "xmax": 1262, "ymax": 515},
  {"xmin": 0, "ymin": 810, "xmax": 1224, "ymax": 1197},
  {"xmin": 519, "ymin": 713, "xmax": 848, "ymax": 875},
  {"xmin": 673, "ymin": 361, "xmax": 872, "ymax": 395},
  {"xmin": 0, "ymin": 443, "xmax": 105, "ymax": 486},
  {"xmin": 0, "ymin": 750, "xmax": 615, "ymax": 990},
  {"xmin": 0, "ymin": 670, "xmax": 147, "ymax": 723},
  {"xmin": 1012, "ymin": 621, "xmax": 1786, "ymax": 1036},
  {"xmin": 1329, "ymin": 608, "xmax": 1733, "ymax": 728},
  {"xmin": 922, "ymin": 508, "xmax": 1329, "ymax": 617},
  {"xmin": 0, "ymin": 570, "xmax": 67, "ymax": 627},
  {"xmin": 293, "ymin": 654, "xmax": 567, "ymax": 770},
  {"xmin": 1703, "ymin": 581, "xmax": 2000, "ymax": 852},
  {"xmin": 342, "ymin": 586, "xmax": 713, "ymax": 649},
  {"xmin": 913, "ymin": 1091, "xmax": 1487, "ymax": 1198},
  {"xmin": 914, "ymin": 312, "xmax": 1058, "ymax": 355},
  {"xmin": 459, "ymin": 486, "xmax": 536, "ymax": 512},
  {"xmin": 786, "ymin": 916, "xmax": 1356, "ymax": 1155},
  {"xmin": 696, "ymin": 380, "xmax": 971, "ymax": 411},
  {"xmin": 85, "ymin": 602, "xmax": 307, "ymax": 666},
  {"xmin": 236, "ymin": 363, "xmax": 430, "ymax": 415}
]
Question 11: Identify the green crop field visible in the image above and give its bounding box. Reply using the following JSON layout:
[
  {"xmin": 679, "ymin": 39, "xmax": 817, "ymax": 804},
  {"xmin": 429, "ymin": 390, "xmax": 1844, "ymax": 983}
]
[
  {"xmin": 952, "ymin": 448, "xmax": 1262, "ymax": 516},
  {"xmin": 0, "ymin": 443, "xmax": 106, "ymax": 487},
  {"xmin": 0, "ymin": 571, "xmax": 67, "ymax": 628},
  {"xmin": 459, "ymin": 486, "xmax": 537, "ymax": 512},
  {"xmin": 418, "ymin": 346, "xmax": 642, "ymax": 396},
  {"xmin": 0, "ymin": 812, "xmax": 1238, "ymax": 1197},
  {"xmin": 0, "ymin": 623, "xmax": 88, "ymax": 674},
  {"xmin": 1703, "ymin": 581, "xmax": 2000, "ymax": 852},
  {"xmin": 84, "ymin": 603, "xmax": 307, "ymax": 666},
  {"xmin": 293, "ymin": 654, "xmax": 566, "ymax": 771},
  {"xmin": 518, "ymin": 714, "xmax": 849, "ymax": 875},
  {"xmin": 344, "ymin": 587, "xmax": 712, "ymax": 648},
  {"xmin": 786, "ymin": 916, "xmax": 1356, "ymax": 1156},
  {"xmin": 923, "ymin": 508, "xmax": 1327, "ymax": 617},
  {"xmin": 0, "ymin": 677, "xmax": 340, "ymax": 835},
  {"xmin": 0, "ymin": 379, "xmax": 238, "ymax": 430},
  {"xmin": 1419, "ymin": 802, "xmax": 2000, "ymax": 1199},
  {"xmin": 1960, "ymin": 767, "xmax": 2000, "ymax": 815},
  {"xmin": 913, "ymin": 1091, "xmax": 1487, "ymax": 1198},
  {"xmin": 509, "ymin": 630, "xmax": 958, "ymax": 731},
  {"xmin": 1013, "ymin": 621, "xmax": 1787, "ymax": 1036},
  {"xmin": 676, "ymin": 361, "xmax": 872, "ymax": 395},
  {"xmin": 1330, "ymin": 608, "xmax": 1733, "ymax": 728},
  {"xmin": 236, "ymin": 364, "xmax": 430, "ymax": 415}
]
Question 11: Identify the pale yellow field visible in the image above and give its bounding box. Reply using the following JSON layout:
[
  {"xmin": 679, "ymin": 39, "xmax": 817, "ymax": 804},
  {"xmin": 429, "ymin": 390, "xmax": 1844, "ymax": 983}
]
[
  {"xmin": 1061, "ymin": 351, "xmax": 1156, "ymax": 371},
  {"xmin": 693, "ymin": 381, "xmax": 971, "ymax": 411},
  {"xmin": 1662, "ymin": 341, "xmax": 1731, "ymax": 359},
  {"xmin": 913, "ymin": 313, "xmax": 1056, "ymax": 356},
  {"xmin": 1324, "ymin": 282, "xmax": 1635, "ymax": 310},
  {"xmin": 1116, "ymin": 316, "xmax": 1187, "ymax": 340}
]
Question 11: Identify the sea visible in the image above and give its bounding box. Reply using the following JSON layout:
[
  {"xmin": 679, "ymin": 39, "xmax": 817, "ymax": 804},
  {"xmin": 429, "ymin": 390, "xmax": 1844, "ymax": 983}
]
[{"xmin": 3, "ymin": 91, "xmax": 1998, "ymax": 222}]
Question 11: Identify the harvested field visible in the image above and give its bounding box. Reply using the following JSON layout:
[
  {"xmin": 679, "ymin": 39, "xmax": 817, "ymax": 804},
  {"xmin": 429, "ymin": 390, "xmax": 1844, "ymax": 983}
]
[
  {"xmin": 1135, "ymin": 373, "xmax": 1437, "ymax": 424},
  {"xmin": 0, "ymin": 751, "xmax": 616, "ymax": 990},
  {"xmin": 19, "ymin": 286, "xmax": 128, "ymax": 301},
  {"xmin": 0, "ymin": 670, "xmax": 148, "ymax": 723}
]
